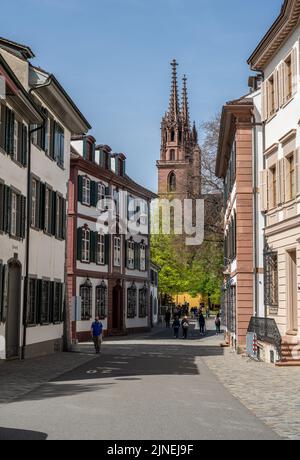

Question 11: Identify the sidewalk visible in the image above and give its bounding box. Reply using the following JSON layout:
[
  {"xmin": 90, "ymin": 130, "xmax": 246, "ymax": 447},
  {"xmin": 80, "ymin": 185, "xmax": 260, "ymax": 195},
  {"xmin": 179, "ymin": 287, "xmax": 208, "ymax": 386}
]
[
  {"xmin": 202, "ymin": 348, "xmax": 300, "ymax": 440},
  {"xmin": 0, "ymin": 352, "xmax": 97, "ymax": 405}
]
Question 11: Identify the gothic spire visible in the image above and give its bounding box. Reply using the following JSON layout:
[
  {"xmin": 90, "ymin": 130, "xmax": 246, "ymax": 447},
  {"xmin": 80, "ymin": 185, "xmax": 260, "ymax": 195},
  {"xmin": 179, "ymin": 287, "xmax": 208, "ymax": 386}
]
[
  {"xmin": 181, "ymin": 75, "xmax": 190, "ymax": 129},
  {"xmin": 168, "ymin": 59, "xmax": 180, "ymax": 123},
  {"xmin": 192, "ymin": 121, "xmax": 198, "ymax": 144}
]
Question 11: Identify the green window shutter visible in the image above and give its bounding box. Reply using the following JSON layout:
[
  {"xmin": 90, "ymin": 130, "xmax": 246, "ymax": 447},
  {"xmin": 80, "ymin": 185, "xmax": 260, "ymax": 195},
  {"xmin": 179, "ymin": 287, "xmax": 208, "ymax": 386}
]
[
  {"xmin": 0, "ymin": 104, "xmax": 6, "ymax": 150},
  {"xmin": 4, "ymin": 186, "xmax": 12, "ymax": 235},
  {"xmin": 83, "ymin": 139, "xmax": 87, "ymax": 160},
  {"xmin": 90, "ymin": 231, "xmax": 96, "ymax": 263},
  {"xmin": 134, "ymin": 243, "xmax": 140, "ymax": 271},
  {"xmin": 90, "ymin": 181, "xmax": 97, "ymax": 207},
  {"xmin": 8, "ymin": 110, "xmax": 14, "ymax": 156},
  {"xmin": 77, "ymin": 227, "xmax": 83, "ymax": 261},
  {"xmin": 104, "ymin": 234, "xmax": 110, "ymax": 265},
  {"xmin": 39, "ymin": 182, "xmax": 46, "ymax": 231},
  {"xmin": 51, "ymin": 191, "xmax": 57, "ymax": 236},
  {"xmin": 36, "ymin": 279, "xmax": 42, "ymax": 325},
  {"xmin": 49, "ymin": 281, "xmax": 54, "ymax": 324},
  {"xmin": 17, "ymin": 122, "xmax": 22, "ymax": 163},
  {"xmin": 78, "ymin": 176, "xmax": 83, "ymax": 203}
]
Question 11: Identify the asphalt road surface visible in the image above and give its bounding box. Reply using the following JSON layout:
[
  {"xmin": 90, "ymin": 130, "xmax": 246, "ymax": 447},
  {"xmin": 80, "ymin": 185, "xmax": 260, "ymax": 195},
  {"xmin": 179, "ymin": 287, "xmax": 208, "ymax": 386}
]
[{"xmin": 0, "ymin": 323, "xmax": 280, "ymax": 440}]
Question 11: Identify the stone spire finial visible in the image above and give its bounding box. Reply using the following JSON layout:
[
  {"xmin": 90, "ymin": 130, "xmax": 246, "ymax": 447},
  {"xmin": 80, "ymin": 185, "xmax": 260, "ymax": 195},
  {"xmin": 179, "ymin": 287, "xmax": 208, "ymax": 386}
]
[
  {"xmin": 181, "ymin": 75, "xmax": 191, "ymax": 129},
  {"xmin": 168, "ymin": 59, "xmax": 180, "ymax": 123}
]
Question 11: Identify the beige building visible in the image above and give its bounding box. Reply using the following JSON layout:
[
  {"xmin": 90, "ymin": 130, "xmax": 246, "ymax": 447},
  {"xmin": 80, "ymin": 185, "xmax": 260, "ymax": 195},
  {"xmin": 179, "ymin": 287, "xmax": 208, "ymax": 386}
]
[{"xmin": 248, "ymin": 0, "xmax": 300, "ymax": 365}]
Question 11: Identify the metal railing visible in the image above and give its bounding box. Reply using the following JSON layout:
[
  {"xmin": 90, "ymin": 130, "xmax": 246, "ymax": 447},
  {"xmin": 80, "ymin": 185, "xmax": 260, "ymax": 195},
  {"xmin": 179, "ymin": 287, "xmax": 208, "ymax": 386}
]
[{"xmin": 247, "ymin": 317, "xmax": 282, "ymax": 359}]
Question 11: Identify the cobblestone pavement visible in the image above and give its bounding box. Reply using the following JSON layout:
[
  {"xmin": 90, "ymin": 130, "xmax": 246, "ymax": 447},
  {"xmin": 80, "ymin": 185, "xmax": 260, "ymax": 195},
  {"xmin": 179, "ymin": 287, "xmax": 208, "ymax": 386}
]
[
  {"xmin": 0, "ymin": 352, "xmax": 96, "ymax": 404},
  {"xmin": 202, "ymin": 347, "xmax": 300, "ymax": 440}
]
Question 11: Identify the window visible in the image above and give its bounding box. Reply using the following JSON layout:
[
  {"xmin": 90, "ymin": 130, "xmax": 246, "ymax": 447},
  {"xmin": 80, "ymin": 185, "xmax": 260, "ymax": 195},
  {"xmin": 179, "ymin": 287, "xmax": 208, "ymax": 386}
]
[
  {"xmin": 45, "ymin": 187, "xmax": 52, "ymax": 234},
  {"xmin": 80, "ymin": 280, "xmax": 92, "ymax": 321},
  {"xmin": 169, "ymin": 149, "xmax": 175, "ymax": 161},
  {"xmin": 55, "ymin": 195, "xmax": 65, "ymax": 240},
  {"xmin": 98, "ymin": 183, "xmax": 106, "ymax": 210},
  {"xmin": 127, "ymin": 240, "xmax": 135, "ymax": 269},
  {"xmin": 285, "ymin": 56, "xmax": 292, "ymax": 101},
  {"xmin": 96, "ymin": 282, "xmax": 107, "ymax": 319},
  {"xmin": 168, "ymin": 172, "xmax": 176, "ymax": 193},
  {"xmin": 10, "ymin": 192, "xmax": 18, "ymax": 237},
  {"xmin": 41, "ymin": 281, "xmax": 51, "ymax": 324},
  {"xmin": 53, "ymin": 122, "xmax": 64, "ymax": 167},
  {"xmin": 139, "ymin": 285, "xmax": 148, "ymax": 318},
  {"xmin": 171, "ymin": 130, "xmax": 175, "ymax": 142},
  {"xmin": 127, "ymin": 283, "xmax": 137, "ymax": 319},
  {"xmin": 31, "ymin": 178, "xmax": 38, "ymax": 228},
  {"xmin": 97, "ymin": 234, "xmax": 105, "ymax": 265},
  {"xmin": 264, "ymin": 250, "xmax": 278, "ymax": 309},
  {"xmin": 82, "ymin": 227, "xmax": 90, "ymax": 263},
  {"xmin": 140, "ymin": 243, "xmax": 146, "ymax": 272},
  {"xmin": 267, "ymin": 75, "xmax": 275, "ymax": 117},
  {"xmin": 82, "ymin": 177, "xmax": 91, "ymax": 206},
  {"xmin": 114, "ymin": 236, "xmax": 121, "ymax": 267},
  {"xmin": 28, "ymin": 279, "xmax": 37, "ymax": 325}
]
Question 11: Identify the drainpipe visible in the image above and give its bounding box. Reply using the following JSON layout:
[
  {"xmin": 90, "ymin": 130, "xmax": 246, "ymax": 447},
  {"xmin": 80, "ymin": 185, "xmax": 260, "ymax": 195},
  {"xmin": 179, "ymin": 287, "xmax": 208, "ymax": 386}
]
[{"xmin": 21, "ymin": 80, "xmax": 51, "ymax": 361}]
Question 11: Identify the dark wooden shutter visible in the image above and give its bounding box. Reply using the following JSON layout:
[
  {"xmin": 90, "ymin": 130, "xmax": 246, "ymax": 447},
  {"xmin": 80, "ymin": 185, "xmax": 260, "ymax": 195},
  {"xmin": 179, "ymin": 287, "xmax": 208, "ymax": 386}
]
[
  {"xmin": 77, "ymin": 227, "xmax": 83, "ymax": 261},
  {"xmin": 36, "ymin": 279, "xmax": 42, "ymax": 324},
  {"xmin": 124, "ymin": 239, "xmax": 128, "ymax": 269},
  {"xmin": 17, "ymin": 123, "xmax": 22, "ymax": 163},
  {"xmin": 0, "ymin": 262, "xmax": 3, "ymax": 322},
  {"xmin": 8, "ymin": 110, "xmax": 14, "ymax": 156},
  {"xmin": 134, "ymin": 243, "xmax": 140, "ymax": 271},
  {"xmin": 4, "ymin": 185, "xmax": 12, "ymax": 234},
  {"xmin": 0, "ymin": 265, "xmax": 8, "ymax": 323},
  {"xmin": 51, "ymin": 191, "xmax": 57, "ymax": 236},
  {"xmin": 49, "ymin": 281, "xmax": 54, "ymax": 324},
  {"xmin": 0, "ymin": 182, "xmax": 4, "ymax": 232},
  {"xmin": 21, "ymin": 124, "xmax": 28, "ymax": 167},
  {"xmin": 83, "ymin": 139, "xmax": 87, "ymax": 160},
  {"xmin": 90, "ymin": 181, "xmax": 97, "ymax": 207},
  {"xmin": 49, "ymin": 117, "xmax": 55, "ymax": 159},
  {"xmin": 20, "ymin": 196, "xmax": 26, "ymax": 239},
  {"xmin": 90, "ymin": 231, "xmax": 96, "ymax": 263},
  {"xmin": 104, "ymin": 234, "xmax": 110, "ymax": 265},
  {"xmin": 62, "ymin": 198, "xmax": 66, "ymax": 240},
  {"xmin": 78, "ymin": 176, "xmax": 83, "ymax": 203},
  {"xmin": 0, "ymin": 104, "xmax": 6, "ymax": 150},
  {"xmin": 39, "ymin": 182, "xmax": 45, "ymax": 231}
]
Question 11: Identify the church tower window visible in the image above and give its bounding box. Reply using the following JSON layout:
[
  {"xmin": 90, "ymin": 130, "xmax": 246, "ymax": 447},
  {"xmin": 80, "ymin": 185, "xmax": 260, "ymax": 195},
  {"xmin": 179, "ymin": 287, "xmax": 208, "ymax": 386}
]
[
  {"xmin": 168, "ymin": 172, "xmax": 176, "ymax": 193},
  {"xmin": 169, "ymin": 149, "xmax": 175, "ymax": 161}
]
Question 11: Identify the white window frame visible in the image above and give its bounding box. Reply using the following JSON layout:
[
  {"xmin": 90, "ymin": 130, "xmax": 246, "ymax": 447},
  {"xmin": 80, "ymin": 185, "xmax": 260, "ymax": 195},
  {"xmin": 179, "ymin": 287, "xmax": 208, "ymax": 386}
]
[
  {"xmin": 82, "ymin": 177, "xmax": 91, "ymax": 206},
  {"xmin": 114, "ymin": 236, "xmax": 121, "ymax": 267},
  {"xmin": 97, "ymin": 234, "xmax": 105, "ymax": 265},
  {"xmin": 82, "ymin": 228, "xmax": 90, "ymax": 263}
]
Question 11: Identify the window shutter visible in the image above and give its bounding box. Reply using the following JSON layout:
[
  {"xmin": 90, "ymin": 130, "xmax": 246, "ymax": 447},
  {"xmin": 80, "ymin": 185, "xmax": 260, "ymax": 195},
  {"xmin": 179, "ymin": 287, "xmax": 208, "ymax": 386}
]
[
  {"xmin": 0, "ymin": 265, "xmax": 8, "ymax": 323},
  {"xmin": 292, "ymin": 47, "xmax": 298, "ymax": 96},
  {"xmin": 4, "ymin": 185, "xmax": 12, "ymax": 234},
  {"xmin": 274, "ymin": 70, "xmax": 279, "ymax": 112},
  {"xmin": 278, "ymin": 63, "xmax": 284, "ymax": 107},
  {"xmin": 78, "ymin": 176, "xmax": 83, "ymax": 203},
  {"xmin": 0, "ymin": 182, "xmax": 4, "ymax": 232},
  {"xmin": 0, "ymin": 262, "xmax": 3, "ymax": 322},
  {"xmin": 134, "ymin": 243, "xmax": 140, "ymax": 271},
  {"xmin": 51, "ymin": 191, "xmax": 57, "ymax": 236},
  {"xmin": 36, "ymin": 279, "xmax": 42, "ymax": 324},
  {"xmin": 8, "ymin": 110, "xmax": 15, "ymax": 156},
  {"xmin": 261, "ymin": 81, "xmax": 267, "ymax": 121},
  {"xmin": 278, "ymin": 159, "xmax": 285, "ymax": 204},
  {"xmin": 90, "ymin": 181, "xmax": 97, "ymax": 207},
  {"xmin": 39, "ymin": 182, "xmax": 45, "ymax": 230},
  {"xmin": 19, "ymin": 195, "xmax": 26, "ymax": 239},
  {"xmin": 295, "ymin": 148, "xmax": 300, "ymax": 197},
  {"xmin": 77, "ymin": 227, "xmax": 83, "ymax": 261},
  {"xmin": 21, "ymin": 124, "xmax": 28, "ymax": 167},
  {"xmin": 275, "ymin": 162, "xmax": 281, "ymax": 206},
  {"xmin": 104, "ymin": 234, "xmax": 110, "ymax": 265},
  {"xmin": 49, "ymin": 281, "xmax": 54, "ymax": 324},
  {"xmin": 83, "ymin": 139, "xmax": 87, "ymax": 160},
  {"xmin": 0, "ymin": 104, "xmax": 6, "ymax": 150},
  {"xmin": 285, "ymin": 157, "xmax": 290, "ymax": 201},
  {"xmin": 90, "ymin": 231, "xmax": 96, "ymax": 263},
  {"xmin": 124, "ymin": 239, "xmax": 128, "ymax": 269},
  {"xmin": 62, "ymin": 198, "xmax": 66, "ymax": 240},
  {"xmin": 260, "ymin": 170, "xmax": 268, "ymax": 212}
]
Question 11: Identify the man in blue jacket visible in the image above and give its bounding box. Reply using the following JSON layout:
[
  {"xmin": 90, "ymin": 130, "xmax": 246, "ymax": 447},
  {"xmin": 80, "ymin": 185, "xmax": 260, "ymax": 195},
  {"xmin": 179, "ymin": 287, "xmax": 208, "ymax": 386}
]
[{"xmin": 91, "ymin": 317, "xmax": 103, "ymax": 354}]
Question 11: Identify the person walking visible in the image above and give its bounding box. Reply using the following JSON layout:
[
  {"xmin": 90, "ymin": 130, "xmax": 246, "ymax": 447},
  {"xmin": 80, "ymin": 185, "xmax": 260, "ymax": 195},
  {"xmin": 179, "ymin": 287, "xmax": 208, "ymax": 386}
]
[
  {"xmin": 172, "ymin": 316, "xmax": 181, "ymax": 339},
  {"xmin": 91, "ymin": 317, "xmax": 103, "ymax": 354},
  {"xmin": 215, "ymin": 313, "xmax": 221, "ymax": 335},
  {"xmin": 165, "ymin": 310, "xmax": 171, "ymax": 328},
  {"xmin": 181, "ymin": 316, "xmax": 190, "ymax": 340},
  {"xmin": 198, "ymin": 312, "xmax": 206, "ymax": 336}
]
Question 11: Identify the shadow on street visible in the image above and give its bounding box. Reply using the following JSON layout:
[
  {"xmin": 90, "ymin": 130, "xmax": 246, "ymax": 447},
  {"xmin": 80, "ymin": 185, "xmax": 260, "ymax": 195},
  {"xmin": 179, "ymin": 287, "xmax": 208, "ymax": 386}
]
[{"xmin": 0, "ymin": 427, "xmax": 48, "ymax": 440}]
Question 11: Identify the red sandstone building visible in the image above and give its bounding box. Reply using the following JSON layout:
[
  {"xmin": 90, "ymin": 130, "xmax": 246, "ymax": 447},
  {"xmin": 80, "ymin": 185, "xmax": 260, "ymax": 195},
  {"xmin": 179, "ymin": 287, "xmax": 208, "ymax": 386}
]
[{"xmin": 67, "ymin": 135, "xmax": 156, "ymax": 342}]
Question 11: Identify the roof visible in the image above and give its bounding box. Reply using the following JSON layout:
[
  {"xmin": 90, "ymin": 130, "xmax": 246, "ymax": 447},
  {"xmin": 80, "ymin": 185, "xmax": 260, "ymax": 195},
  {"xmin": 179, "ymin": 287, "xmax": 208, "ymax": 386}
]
[
  {"xmin": 248, "ymin": 0, "xmax": 300, "ymax": 70},
  {"xmin": 0, "ymin": 37, "xmax": 35, "ymax": 60}
]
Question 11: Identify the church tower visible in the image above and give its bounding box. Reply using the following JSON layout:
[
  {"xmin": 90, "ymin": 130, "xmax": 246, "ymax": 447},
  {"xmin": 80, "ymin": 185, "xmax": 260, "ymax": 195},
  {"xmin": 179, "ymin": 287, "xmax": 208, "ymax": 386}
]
[{"xmin": 157, "ymin": 60, "xmax": 202, "ymax": 200}]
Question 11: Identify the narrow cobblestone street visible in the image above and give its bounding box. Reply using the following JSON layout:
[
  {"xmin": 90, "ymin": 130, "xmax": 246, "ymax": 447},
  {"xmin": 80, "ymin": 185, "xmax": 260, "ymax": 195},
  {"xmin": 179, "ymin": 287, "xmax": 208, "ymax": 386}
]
[{"xmin": 0, "ymin": 322, "xmax": 282, "ymax": 440}]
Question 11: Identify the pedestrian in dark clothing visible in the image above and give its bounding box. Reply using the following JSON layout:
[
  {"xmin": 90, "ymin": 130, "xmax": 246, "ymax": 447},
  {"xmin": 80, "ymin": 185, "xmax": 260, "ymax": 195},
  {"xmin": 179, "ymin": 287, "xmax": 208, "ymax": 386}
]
[
  {"xmin": 172, "ymin": 317, "xmax": 181, "ymax": 339},
  {"xmin": 165, "ymin": 310, "xmax": 171, "ymax": 328},
  {"xmin": 91, "ymin": 317, "xmax": 103, "ymax": 354},
  {"xmin": 215, "ymin": 314, "xmax": 221, "ymax": 335},
  {"xmin": 199, "ymin": 313, "xmax": 206, "ymax": 335},
  {"xmin": 181, "ymin": 316, "xmax": 190, "ymax": 340}
]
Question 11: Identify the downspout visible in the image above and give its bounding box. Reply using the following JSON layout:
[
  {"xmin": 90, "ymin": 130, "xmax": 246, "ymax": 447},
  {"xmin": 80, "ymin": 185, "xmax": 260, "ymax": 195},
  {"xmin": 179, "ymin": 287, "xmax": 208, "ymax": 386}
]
[{"xmin": 21, "ymin": 79, "xmax": 51, "ymax": 360}]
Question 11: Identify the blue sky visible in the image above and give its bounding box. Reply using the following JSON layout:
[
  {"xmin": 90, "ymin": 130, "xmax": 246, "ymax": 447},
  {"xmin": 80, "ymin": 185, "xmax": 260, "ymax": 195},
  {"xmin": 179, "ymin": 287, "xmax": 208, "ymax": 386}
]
[{"xmin": 1, "ymin": 0, "xmax": 283, "ymax": 191}]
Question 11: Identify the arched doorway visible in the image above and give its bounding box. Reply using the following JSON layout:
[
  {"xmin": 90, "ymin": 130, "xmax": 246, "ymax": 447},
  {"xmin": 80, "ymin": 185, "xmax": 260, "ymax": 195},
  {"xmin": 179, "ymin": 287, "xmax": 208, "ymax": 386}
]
[
  {"xmin": 6, "ymin": 260, "xmax": 22, "ymax": 359},
  {"xmin": 112, "ymin": 281, "xmax": 124, "ymax": 332}
]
